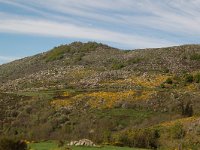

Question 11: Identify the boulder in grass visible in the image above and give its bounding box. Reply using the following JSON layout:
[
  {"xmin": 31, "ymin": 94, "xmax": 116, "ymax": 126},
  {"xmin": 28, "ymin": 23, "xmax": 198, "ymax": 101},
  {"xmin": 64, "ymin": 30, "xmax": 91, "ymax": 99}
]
[
  {"xmin": 68, "ymin": 139, "xmax": 95, "ymax": 147},
  {"xmin": 68, "ymin": 141, "xmax": 78, "ymax": 146}
]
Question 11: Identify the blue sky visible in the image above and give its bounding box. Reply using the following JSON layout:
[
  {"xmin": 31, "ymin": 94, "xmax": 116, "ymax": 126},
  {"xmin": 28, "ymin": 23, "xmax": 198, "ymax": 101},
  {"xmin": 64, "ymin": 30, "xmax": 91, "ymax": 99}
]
[{"xmin": 0, "ymin": 0, "xmax": 200, "ymax": 64}]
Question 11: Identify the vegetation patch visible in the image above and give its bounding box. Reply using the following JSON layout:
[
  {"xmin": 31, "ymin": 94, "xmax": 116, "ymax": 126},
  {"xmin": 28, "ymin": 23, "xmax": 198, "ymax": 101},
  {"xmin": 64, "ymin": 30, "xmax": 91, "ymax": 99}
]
[
  {"xmin": 45, "ymin": 45, "xmax": 70, "ymax": 62},
  {"xmin": 0, "ymin": 137, "xmax": 27, "ymax": 150},
  {"xmin": 113, "ymin": 128, "xmax": 160, "ymax": 149},
  {"xmin": 190, "ymin": 53, "xmax": 200, "ymax": 61}
]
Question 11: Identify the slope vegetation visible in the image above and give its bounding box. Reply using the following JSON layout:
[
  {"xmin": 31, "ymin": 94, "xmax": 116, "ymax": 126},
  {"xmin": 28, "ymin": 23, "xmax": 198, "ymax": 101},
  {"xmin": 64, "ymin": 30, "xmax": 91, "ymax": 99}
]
[{"xmin": 1, "ymin": 42, "xmax": 200, "ymax": 149}]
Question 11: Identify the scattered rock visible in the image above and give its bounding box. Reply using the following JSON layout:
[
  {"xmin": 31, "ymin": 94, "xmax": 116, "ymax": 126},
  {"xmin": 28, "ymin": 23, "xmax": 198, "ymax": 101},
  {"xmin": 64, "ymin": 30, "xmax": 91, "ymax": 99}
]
[{"xmin": 68, "ymin": 139, "xmax": 95, "ymax": 147}]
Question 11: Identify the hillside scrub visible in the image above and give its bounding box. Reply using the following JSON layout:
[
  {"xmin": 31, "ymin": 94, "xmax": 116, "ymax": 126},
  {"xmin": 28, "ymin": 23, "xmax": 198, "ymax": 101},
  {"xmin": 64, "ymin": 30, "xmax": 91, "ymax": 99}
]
[
  {"xmin": 0, "ymin": 137, "xmax": 27, "ymax": 150},
  {"xmin": 113, "ymin": 128, "xmax": 160, "ymax": 149},
  {"xmin": 1, "ymin": 43, "xmax": 200, "ymax": 149}
]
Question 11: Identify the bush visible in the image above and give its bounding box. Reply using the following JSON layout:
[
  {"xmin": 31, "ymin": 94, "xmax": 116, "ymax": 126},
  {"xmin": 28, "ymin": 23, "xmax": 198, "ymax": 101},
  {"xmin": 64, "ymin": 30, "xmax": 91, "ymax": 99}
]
[
  {"xmin": 160, "ymin": 83, "xmax": 165, "ymax": 88},
  {"xmin": 184, "ymin": 102, "xmax": 193, "ymax": 117},
  {"xmin": 165, "ymin": 78, "xmax": 173, "ymax": 84},
  {"xmin": 194, "ymin": 73, "xmax": 200, "ymax": 83},
  {"xmin": 46, "ymin": 45, "xmax": 70, "ymax": 62},
  {"xmin": 0, "ymin": 138, "xmax": 27, "ymax": 150},
  {"xmin": 57, "ymin": 140, "xmax": 65, "ymax": 147},
  {"xmin": 112, "ymin": 63, "xmax": 125, "ymax": 70},
  {"xmin": 171, "ymin": 123, "xmax": 185, "ymax": 139},
  {"xmin": 185, "ymin": 74, "xmax": 193, "ymax": 83},
  {"xmin": 114, "ymin": 128, "xmax": 160, "ymax": 149},
  {"xmin": 190, "ymin": 54, "xmax": 200, "ymax": 61},
  {"xmin": 181, "ymin": 101, "xmax": 193, "ymax": 117},
  {"xmin": 127, "ymin": 58, "xmax": 141, "ymax": 64}
]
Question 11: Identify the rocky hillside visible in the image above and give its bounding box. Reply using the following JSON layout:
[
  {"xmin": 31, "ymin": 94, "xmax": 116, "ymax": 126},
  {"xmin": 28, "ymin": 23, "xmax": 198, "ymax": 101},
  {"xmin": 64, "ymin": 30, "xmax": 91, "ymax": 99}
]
[
  {"xmin": 1, "ymin": 42, "xmax": 200, "ymax": 149},
  {"xmin": 0, "ymin": 42, "xmax": 200, "ymax": 91}
]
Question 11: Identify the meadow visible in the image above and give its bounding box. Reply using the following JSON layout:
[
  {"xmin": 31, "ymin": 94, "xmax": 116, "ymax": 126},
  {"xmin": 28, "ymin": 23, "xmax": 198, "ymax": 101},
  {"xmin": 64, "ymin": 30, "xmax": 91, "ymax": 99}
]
[{"xmin": 29, "ymin": 141, "xmax": 148, "ymax": 150}]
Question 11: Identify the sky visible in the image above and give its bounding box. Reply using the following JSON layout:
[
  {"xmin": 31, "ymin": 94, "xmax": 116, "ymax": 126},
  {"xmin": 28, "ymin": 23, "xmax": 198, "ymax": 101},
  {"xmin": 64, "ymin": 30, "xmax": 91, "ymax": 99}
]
[{"xmin": 0, "ymin": 0, "xmax": 200, "ymax": 64}]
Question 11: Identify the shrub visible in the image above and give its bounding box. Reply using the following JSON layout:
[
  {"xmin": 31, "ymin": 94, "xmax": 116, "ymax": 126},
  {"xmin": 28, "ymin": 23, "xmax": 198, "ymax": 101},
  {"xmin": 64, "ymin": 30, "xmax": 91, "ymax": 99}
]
[
  {"xmin": 0, "ymin": 138, "xmax": 27, "ymax": 150},
  {"xmin": 184, "ymin": 101, "xmax": 193, "ymax": 117},
  {"xmin": 160, "ymin": 83, "xmax": 165, "ymax": 88},
  {"xmin": 194, "ymin": 73, "xmax": 200, "ymax": 83},
  {"xmin": 190, "ymin": 54, "xmax": 200, "ymax": 61},
  {"xmin": 171, "ymin": 123, "xmax": 185, "ymax": 139},
  {"xmin": 181, "ymin": 101, "xmax": 193, "ymax": 117},
  {"xmin": 46, "ymin": 45, "xmax": 70, "ymax": 62},
  {"xmin": 127, "ymin": 58, "xmax": 141, "ymax": 64},
  {"xmin": 112, "ymin": 63, "xmax": 125, "ymax": 70},
  {"xmin": 185, "ymin": 74, "xmax": 193, "ymax": 83},
  {"xmin": 114, "ymin": 128, "xmax": 160, "ymax": 149},
  {"xmin": 57, "ymin": 140, "xmax": 65, "ymax": 147},
  {"xmin": 80, "ymin": 42, "xmax": 100, "ymax": 52},
  {"xmin": 165, "ymin": 78, "xmax": 173, "ymax": 84},
  {"xmin": 163, "ymin": 68, "xmax": 170, "ymax": 73}
]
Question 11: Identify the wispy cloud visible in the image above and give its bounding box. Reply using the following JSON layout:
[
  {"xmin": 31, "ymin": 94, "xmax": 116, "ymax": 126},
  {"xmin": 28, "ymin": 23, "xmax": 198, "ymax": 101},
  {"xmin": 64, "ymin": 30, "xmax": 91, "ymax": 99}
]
[
  {"xmin": 0, "ymin": 0, "xmax": 199, "ymax": 49},
  {"xmin": 0, "ymin": 14, "xmax": 175, "ymax": 48}
]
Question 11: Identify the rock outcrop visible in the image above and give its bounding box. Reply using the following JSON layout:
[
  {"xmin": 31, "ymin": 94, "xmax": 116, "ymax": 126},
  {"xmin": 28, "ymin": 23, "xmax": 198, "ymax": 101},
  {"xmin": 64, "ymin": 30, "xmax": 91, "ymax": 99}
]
[{"xmin": 68, "ymin": 139, "xmax": 95, "ymax": 147}]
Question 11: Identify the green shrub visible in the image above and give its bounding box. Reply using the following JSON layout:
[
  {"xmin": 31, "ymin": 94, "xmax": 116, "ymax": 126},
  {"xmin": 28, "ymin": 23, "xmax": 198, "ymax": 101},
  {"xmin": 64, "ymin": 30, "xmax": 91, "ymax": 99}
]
[
  {"xmin": 46, "ymin": 42, "xmax": 100, "ymax": 62},
  {"xmin": 184, "ymin": 102, "xmax": 193, "ymax": 117},
  {"xmin": 194, "ymin": 73, "xmax": 200, "ymax": 83},
  {"xmin": 160, "ymin": 83, "xmax": 165, "ymax": 88},
  {"xmin": 0, "ymin": 138, "xmax": 27, "ymax": 150},
  {"xmin": 171, "ymin": 122, "xmax": 185, "ymax": 139},
  {"xmin": 163, "ymin": 68, "xmax": 170, "ymax": 73},
  {"xmin": 80, "ymin": 42, "xmax": 100, "ymax": 52},
  {"xmin": 165, "ymin": 78, "xmax": 173, "ymax": 84},
  {"xmin": 112, "ymin": 63, "xmax": 125, "ymax": 70},
  {"xmin": 57, "ymin": 140, "xmax": 65, "ymax": 147},
  {"xmin": 127, "ymin": 58, "xmax": 141, "ymax": 64},
  {"xmin": 185, "ymin": 74, "xmax": 193, "ymax": 83},
  {"xmin": 181, "ymin": 101, "xmax": 193, "ymax": 117},
  {"xmin": 114, "ymin": 128, "xmax": 160, "ymax": 149},
  {"xmin": 72, "ymin": 53, "xmax": 85, "ymax": 63},
  {"xmin": 190, "ymin": 54, "xmax": 200, "ymax": 61},
  {"xmin": 46, "ymin": 45, "xmax": 70, "ymax": 62}
]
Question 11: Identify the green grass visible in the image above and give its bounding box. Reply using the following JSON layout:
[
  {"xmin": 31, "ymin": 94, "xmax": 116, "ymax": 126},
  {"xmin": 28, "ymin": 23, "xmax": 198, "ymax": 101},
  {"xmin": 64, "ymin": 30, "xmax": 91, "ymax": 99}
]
[
  {"xmin": 29, "ymin": 141, "xmax": 58, "ymax": 150},
  {"xmin": 95, "ymin": 108, "xmax": 153, "ymax": 118},
  {"xmin": 29, "ymin": 142, "xmax": 148, "ymax": 150},
  {"xmin": 90, "ymin": 108, "xmax": 155, "ymax": 128},
  {"xmin": 71, "ymin": 146, "xmax": 147, "ymax": 150},
  {"xmin": 15, "ymin": 89, "xmax": 75, "ymax": 99}
]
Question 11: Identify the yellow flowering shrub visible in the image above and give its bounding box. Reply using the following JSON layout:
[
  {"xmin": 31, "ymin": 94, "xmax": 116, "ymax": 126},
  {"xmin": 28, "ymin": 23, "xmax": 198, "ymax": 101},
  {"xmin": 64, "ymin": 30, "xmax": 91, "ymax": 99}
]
[
  {"xmin": 131, "ymin": 74, "xmax": 169, "ymax": 88},
  {"xmin": 159, "ymin": 116, "xmax": 198, "ymax": 128},
  {"xmin": 62, "ymin": 91, "xmax": 71, "ymax": 97},
  {"xmin": 184, "ymin": 84, "xmax": 197, "ymax": 92},
  {"xmin": 51, "ymin": 90, "xmax": 156, "ymax": 109},
  {"xmin": 101, "ymin": 74, "xmax": 170, "ymax": 88},
  {"xmin": 87, "ymin": 90, "xmax": 135, "ymax": 108}
]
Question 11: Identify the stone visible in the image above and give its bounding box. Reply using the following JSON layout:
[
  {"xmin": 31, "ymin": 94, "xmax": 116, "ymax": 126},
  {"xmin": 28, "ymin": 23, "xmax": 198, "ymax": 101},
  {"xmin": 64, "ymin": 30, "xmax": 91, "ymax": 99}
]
[{"xmin": 68, "ymin": 139, "xmax": 95, "ymax": 147}]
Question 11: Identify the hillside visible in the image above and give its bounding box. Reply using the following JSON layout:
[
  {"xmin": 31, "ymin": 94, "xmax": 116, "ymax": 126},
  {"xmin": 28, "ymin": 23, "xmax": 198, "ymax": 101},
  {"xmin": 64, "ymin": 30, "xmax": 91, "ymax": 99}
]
[
  {"xmin": 1, "ymin": 42, "xmax": 200, "ymax": 149},
  {"xmin": 1, "ymin": 42, "xmax": 200, "ymax": 91}
]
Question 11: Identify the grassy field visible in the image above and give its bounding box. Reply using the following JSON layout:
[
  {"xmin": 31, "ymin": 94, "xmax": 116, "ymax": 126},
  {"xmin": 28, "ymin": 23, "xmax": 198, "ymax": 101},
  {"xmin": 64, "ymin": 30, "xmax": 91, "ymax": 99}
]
[{"xmin": 29, "ymin": 141, "xmax": 148, "ymax": 150}]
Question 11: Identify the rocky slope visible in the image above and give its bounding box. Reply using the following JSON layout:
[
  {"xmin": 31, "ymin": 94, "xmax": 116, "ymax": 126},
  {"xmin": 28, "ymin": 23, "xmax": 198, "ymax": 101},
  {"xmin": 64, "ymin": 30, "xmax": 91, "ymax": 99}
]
[
  {"xmin": 1, "ymin": 42, "xmax": 200, "ymax": 149},
  {"xmin": 0, "ymin": 42, "xmax": 200, "ymax": 92}
]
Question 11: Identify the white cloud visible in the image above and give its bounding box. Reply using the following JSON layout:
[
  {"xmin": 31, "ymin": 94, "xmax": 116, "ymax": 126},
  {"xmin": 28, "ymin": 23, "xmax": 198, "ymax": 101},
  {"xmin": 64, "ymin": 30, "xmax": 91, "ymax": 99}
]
[
  {"xmin": 0, "ymin": 0, "xmax": 199, "ymax": 49},
  {"xmin": 0, "ymin": 16, "xmax": 175, "ymax": 48}
]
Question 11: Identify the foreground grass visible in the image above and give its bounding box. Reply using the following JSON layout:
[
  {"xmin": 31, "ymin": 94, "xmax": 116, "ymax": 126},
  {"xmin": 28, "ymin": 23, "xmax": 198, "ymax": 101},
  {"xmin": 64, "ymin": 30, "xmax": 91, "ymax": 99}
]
[{"xmin": 29, "ymin": 141, "xmax": 148, "ymax": 150}]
